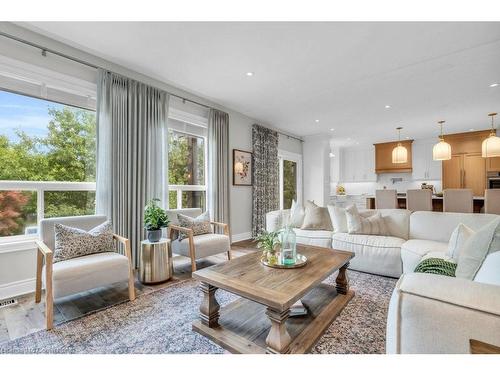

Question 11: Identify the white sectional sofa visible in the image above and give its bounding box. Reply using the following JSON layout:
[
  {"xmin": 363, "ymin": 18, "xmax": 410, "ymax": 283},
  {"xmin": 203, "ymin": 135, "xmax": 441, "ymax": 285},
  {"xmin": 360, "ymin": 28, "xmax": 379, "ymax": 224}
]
[{"xmin": 266, "ymin": 208, "xmax": 498, "ymax": 278}]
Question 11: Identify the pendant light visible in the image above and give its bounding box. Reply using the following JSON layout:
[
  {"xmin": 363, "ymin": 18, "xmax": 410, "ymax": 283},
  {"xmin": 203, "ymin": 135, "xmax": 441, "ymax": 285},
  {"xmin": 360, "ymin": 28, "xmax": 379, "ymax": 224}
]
[
  {"xmin": 482, "ymin": 112, "xmax": 500, "ymax": 158},
  {"xmin": 392, "ymin": 127, "xmax": 408, "ymax": 164},
  {"xmin": 432, "ymin": 120, "xmax": 452, "ymax": 160}
]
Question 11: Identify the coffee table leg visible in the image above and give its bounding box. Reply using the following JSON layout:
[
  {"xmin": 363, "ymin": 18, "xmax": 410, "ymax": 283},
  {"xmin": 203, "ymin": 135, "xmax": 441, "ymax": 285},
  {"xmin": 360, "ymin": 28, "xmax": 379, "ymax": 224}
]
[
  {"xmin": 336, "ymin": 262, "xmax": 350, "ymax": 295},
  {"xmin": 199, "ymin": 282, "xmax": 220, "ymax": 328},
  {"xmin": 265, "ymin": 308, "xmax": 292, "ymax": 354}
]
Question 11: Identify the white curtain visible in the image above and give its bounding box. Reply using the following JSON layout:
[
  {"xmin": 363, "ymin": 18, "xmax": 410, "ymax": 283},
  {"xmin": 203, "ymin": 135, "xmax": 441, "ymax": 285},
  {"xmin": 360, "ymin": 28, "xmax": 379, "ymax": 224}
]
[{"xmin": 96, "ymin": 70, "xmax": 169, "ymax": 266}]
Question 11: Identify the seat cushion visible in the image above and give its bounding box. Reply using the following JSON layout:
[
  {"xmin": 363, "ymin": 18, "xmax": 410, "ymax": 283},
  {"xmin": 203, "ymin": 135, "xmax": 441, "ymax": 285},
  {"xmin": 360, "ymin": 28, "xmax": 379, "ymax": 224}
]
[
  {"xmin": 332, "ymin": 233, "xmax": 405, "ymax": 278},
  {"xmin": 43, "ymin": 252, "xmax": 129, "ymax": 299},
  {"xmin": 171, "ymin": 233, "xmax": 230, "ymax": 259},
  {"xmin": 401, "ymin": 239, "xmax": 448, "ymax": 273},
  {"xmin": 293, "ymin": 229, "xmax": 333, "ymax": 248}
]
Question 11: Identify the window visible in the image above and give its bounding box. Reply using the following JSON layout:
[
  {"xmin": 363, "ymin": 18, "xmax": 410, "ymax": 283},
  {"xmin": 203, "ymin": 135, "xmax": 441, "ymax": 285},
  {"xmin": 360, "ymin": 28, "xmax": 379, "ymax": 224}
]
[
  {"xmin": 279, "ymin": 150, "xmax": 303, "ymax": 210},
  {"xmin": 167, "ymin": 108, "xmax": 208, "ymax": 210},
  {"xmin": 0, "ymin": 90, "xmax": 96, "ymax": 238}
]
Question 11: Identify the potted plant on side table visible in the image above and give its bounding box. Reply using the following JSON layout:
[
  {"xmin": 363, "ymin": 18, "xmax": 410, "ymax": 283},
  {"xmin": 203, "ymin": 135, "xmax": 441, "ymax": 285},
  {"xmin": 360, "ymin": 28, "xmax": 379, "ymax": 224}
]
[{"xmin": 144, "ymin": 198, "xmax": 170, "ymax": 242}]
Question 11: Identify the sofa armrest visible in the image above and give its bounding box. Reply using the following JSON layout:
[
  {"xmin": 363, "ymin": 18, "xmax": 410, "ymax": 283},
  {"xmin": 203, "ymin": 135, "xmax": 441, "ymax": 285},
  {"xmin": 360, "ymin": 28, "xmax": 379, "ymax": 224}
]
[
  {"xmin": 266, "ymin": 209, "xmax": 290, "ymax": 232},
  {"xmin": 386, "ymin": 273, "xmax": 500, "ymax": 353}
]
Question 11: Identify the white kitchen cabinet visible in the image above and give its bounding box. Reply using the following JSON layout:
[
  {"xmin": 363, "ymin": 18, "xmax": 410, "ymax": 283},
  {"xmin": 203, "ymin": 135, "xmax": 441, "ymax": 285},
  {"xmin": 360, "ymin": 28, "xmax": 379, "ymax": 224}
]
[
  {"xmin": 412, "ymin": 140, "xmax": 442, "ymax": 180},
  {"xmin": 340, "ymin": 146, "xmax": 377, "ymax": 182}
]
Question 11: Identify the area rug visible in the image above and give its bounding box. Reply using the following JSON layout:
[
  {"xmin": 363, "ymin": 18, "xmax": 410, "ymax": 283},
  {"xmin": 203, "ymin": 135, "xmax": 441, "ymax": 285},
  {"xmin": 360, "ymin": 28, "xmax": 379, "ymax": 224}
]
[{"xmin": 0, "ymin": 270, "xmax": 396, "ymax": 354}]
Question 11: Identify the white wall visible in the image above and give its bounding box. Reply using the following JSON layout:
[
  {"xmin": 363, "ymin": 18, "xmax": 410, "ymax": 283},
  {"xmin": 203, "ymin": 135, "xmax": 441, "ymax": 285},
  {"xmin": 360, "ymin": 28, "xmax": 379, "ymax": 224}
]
[
  {"xmin": 0, "ymin": 22, "xmax": 303, "ymax": 298},
  {"xmin": 302, "ymin": 135, "xmax": 330, "ymax": 205}
]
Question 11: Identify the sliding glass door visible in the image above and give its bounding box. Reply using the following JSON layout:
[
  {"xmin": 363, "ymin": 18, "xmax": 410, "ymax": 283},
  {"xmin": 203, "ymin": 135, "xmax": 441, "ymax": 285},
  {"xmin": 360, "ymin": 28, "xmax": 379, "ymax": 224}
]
[{"xmin": 278, "ymin": 151, "xmax": 302, "ymax": 210}]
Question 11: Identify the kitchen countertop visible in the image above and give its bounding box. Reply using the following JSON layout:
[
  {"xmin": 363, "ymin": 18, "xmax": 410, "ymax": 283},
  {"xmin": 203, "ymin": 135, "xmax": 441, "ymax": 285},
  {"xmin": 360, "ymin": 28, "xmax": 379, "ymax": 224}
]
[{"xmin": 365, "ymin": 195, "xmax": 485, "ymax": 201}]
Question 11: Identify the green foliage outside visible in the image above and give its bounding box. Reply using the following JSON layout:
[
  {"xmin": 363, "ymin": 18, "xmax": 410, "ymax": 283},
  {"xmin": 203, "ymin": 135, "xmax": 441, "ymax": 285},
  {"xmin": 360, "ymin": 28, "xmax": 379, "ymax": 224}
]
[
  {"xmin": 283, "ymin": 160, "xmax": 297, "ymax": 209},
  {"xmin": 0, "ymin": 107, "xmax": 96, "ymax": 236}
]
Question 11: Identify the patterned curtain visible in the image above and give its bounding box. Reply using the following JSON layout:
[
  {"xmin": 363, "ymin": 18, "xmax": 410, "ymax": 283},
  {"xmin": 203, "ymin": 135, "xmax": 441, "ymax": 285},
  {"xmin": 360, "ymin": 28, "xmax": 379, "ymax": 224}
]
[{"xmin": 252, "ymin": 124, "xmax": 279, "ymax": 237}]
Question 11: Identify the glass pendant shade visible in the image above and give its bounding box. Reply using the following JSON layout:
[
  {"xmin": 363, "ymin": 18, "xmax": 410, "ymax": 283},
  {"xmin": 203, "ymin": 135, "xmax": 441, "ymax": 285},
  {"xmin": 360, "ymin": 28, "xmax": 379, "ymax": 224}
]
[
  {"xmin": 392, "ymin": 144, "xmax": 408, "ymax": 164},
  {"xmin": 433, "ymin": 139, "xmax": 452, "ymax": 160},
  {"xmin": 482, "ymin": 113, "xmax": 500, "ymax": 158},
  {"xmin": 391, "ymin": 127, "xmax": 408, "ymax": 164}
]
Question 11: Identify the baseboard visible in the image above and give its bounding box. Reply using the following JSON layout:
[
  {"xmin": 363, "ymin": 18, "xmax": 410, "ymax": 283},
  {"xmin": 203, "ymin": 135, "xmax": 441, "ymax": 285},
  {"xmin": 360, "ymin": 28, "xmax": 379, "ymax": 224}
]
[
  {"xmin": 0, "ymin": 278, "xmax": 36, "ymax": 300},
  {"xmin": 231, "ymin": 232, "xmax": 253, "ymax": 243}
]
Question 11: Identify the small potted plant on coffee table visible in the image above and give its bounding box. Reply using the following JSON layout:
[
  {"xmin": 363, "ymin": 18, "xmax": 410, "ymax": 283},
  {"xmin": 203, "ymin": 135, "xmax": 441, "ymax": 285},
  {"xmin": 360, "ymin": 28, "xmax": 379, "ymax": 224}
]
[
  {"xmin": 256, "ymin": 230, "xmax": 280, "ymax": 266},
  {"xmin": 144, "ymin": 198, "xmax": 170, "ymax": 242}
]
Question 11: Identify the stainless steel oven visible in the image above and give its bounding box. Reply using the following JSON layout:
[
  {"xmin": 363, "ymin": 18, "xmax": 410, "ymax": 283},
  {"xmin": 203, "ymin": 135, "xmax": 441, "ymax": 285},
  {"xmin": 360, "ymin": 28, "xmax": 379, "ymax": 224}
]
[{"xmin": 488, "ymin": 172, "xmax": 500, "ymax": 189}]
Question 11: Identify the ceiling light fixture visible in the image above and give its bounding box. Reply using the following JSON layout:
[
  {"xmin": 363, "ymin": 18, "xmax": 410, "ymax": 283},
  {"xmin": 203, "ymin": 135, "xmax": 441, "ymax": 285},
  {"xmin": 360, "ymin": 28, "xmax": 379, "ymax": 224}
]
[
  {"xmin": 246, "ymin": 72, "xmax": 254, "ymax": 77},
  {"xmin": 385, "ymin": 105, "xmax": 391, "ymax": 109},
  {"xmin": 432, "ymin": 120, "xmax": 452, "ymax": 161},
  {"xmin": 315, "ymin": 119, "xmax": 320, "ymax": 123},
  {"xmin": 489, "ymin": 83, "xmax": 499, "ymax": 88},
  {"xmin": 482, "ymin": 112, "xmax": 500, "ymax": 158},
  {"xmin": 392, "ymin": 127, "xmax": 408, "ymax": 164},
  {"xmin": 330, "ymin": 128, "xmax": 334, "ymax": 131}
]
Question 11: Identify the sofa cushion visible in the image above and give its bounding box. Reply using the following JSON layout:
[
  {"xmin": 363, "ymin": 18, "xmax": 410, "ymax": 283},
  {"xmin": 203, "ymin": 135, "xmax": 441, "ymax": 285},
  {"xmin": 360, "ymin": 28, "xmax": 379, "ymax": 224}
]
[
  {"xmin": 400, "ymin": 239, "xmax": 448, "ymax": 274},
  {"xmin": 456, "ymin": 217, "xmax": 500, "ymax": 280},
  {"xmin": 409, "ymin": 211, "xmax": 498, "ymax": 243},
  {"xmin": 447, "ymin": 223, "xmax": 475, "ymax": 260},
  {"xmin": 43, "ymin": 252, "xmax": 129, "ymax": 299},
  {"xmin": 171, "ymin": 233, "xmax": 230, "ymax": 260},
  {"xmin": 332, "ymin": 233, "xmax": 405, "ymax": 277},
  {"xmin": 294, "ymin": 228, "xmax": 333, "ymax": 248}
]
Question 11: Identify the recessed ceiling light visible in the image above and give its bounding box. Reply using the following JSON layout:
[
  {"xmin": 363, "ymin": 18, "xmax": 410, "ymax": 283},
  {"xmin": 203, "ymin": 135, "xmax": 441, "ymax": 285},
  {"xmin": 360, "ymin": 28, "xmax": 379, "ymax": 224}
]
[
  {"xmin": 489, "ymin": 83, "xmax": 499, "ymax": 88},
  {"xmin": 385, "ymin": 105, "xmax": 391, "ymax": 109},
  {"xmin": 347, "ymin": 137, "xmax": 351, "ymax": 140},
  {"xmin": 315, "ymin": 119, "xmax": 320, "ymax": 123},
  {"xmin": 246, "ymin": 72, "xmax": 254, "ymax": 77},
  {"xmin": 330, "ymin": 128, "xmax": 334, "ymax": 131}
]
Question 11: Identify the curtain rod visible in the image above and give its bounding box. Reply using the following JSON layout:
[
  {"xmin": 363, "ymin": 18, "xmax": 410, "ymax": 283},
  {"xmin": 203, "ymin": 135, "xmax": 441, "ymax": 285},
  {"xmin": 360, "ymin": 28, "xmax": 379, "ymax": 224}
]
[
  {"xmin": 0, "ymin": 30, "xmax": 212, "ymax": 110},
  {"xmin": 0, "ymin": 31, "xmax": 304, "ymax": 143}
]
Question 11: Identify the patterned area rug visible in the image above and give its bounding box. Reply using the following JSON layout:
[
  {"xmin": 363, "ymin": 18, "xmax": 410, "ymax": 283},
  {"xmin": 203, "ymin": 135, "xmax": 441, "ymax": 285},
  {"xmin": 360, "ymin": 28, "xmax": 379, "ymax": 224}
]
[{"xmin": 0, "ymin": 270, "xmax": 396, "ymax": 354}]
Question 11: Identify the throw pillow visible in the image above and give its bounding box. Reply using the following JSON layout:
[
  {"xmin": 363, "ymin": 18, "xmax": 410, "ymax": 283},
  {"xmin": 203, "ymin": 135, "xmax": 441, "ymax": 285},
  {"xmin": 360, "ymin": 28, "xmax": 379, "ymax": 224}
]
[
  {"xmin": 414, "ymin": 257, "xmax": 457, "ymax": 277},
  {"xmin": 177, "ymin": 211, "xmax": 213, "ymax": 241},
  {"xmin": 300, "ymin": 200, "xmax": 333, "ymax": 231},
  {"xmin": 327, "ymin": 205, "xmax": 348, "ymax": 233},
  {"xmin": 54, "ymin": 221, "xmax": 114, "ymax": 263},
  {"xmin": 446, "ymin": 223, "xmax": 475, "ymax": 261},
  {"xmin": 455, "ymin": 217, "xmax": 500, "ymax": 280},
  {"xmin": 345, "ymin": 205, "xmax": 389, "ymax": 235},
  {"xmin": 289, "ymin": 199, "xmax": 305, "ymax": 228}
]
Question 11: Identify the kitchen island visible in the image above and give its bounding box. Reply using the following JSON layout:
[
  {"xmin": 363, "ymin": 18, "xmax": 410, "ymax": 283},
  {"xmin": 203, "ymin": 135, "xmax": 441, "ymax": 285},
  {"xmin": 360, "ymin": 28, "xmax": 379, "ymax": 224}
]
[{"xmin": 365, "ymin": 194, "xmax": 485, "ymax": 213}]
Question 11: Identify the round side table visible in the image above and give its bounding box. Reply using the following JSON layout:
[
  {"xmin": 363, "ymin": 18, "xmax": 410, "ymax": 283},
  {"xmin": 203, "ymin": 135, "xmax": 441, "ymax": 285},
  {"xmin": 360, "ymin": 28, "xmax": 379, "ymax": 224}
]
[{"xmin": 139, "ymin": 238, "xmax": 173, "ymax": 284}]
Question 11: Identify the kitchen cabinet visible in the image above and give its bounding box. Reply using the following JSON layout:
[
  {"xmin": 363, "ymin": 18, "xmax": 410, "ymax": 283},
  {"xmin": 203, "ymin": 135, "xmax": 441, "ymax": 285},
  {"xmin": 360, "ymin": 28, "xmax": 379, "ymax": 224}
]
[
  {"xmin": 340, "ymin": 147, "xmax": 376, "ymax": 182},
  {"xmin": 374, "ymin": 140, "xmax": 413, "ymax": 173},
  {"xmin": 412, "ymin": 140, "xmax": 442, "ymax": 180},
  {"xmin": 443, "ymin": 153, "xmax": 486, "ymax": 196},
  {"xmin": 487, "ymin": 157, "xmax": 500, "ymax": 172}
]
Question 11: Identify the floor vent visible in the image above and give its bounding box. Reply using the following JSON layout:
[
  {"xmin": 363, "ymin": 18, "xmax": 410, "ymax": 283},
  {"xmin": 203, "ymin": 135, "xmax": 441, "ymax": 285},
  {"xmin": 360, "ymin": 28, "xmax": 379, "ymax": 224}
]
[{"xmin": 0, "ymin": 298, "xmax": 18, "ymax": 309}]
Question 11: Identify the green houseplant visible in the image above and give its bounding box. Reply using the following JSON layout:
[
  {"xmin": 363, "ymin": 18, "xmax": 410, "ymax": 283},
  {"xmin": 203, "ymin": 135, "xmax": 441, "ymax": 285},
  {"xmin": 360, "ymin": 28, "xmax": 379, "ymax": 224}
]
[
  {"xmin": 144, "ymin": 198, "xmax": 170, "ymax": 242},
  {"xmin": 256, "ymin": 231, "xmax": 280, "ymax": 265}
]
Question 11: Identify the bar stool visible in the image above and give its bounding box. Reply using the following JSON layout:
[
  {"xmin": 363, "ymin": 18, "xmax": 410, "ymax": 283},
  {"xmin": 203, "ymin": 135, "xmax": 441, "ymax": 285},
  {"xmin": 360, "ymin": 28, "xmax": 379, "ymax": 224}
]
[
  {"xmin": 375, "ymin": 189, "xmax": 398, "ymax": 209},
  {"xmin": 443, "ymin": 189, "xmax": 473, "ymax": 213},
  {"xmin": 407, "ymin": 189, "xmax": 433, "ymax": 211},
  {"xmin": 485, "ymin": 189, "xmax": 500, "ymax": 214}
]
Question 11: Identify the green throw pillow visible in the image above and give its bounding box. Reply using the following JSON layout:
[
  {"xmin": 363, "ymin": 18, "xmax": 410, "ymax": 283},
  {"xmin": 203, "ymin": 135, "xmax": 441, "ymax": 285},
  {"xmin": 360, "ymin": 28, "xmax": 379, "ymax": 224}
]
[{"xmin": 414, "ymin": 258, "xmax": 457, "ymax": 277}]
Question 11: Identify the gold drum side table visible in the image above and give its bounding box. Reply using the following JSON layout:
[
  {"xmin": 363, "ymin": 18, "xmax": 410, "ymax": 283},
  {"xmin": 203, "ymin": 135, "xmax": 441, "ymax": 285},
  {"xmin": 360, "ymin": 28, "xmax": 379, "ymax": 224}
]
[{"xmin": 139, "ymin": 238, "xmax": 172, "ymax": 284}]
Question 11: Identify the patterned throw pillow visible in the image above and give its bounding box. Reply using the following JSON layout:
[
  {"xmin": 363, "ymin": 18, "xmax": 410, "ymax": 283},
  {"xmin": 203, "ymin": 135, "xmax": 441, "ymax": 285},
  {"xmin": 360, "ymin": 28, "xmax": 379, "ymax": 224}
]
[
  {"xmin": 177, "ymin": 211, "xmax": 213, "ymax": 241},
  {"xmin": 414, "ymin": 257, "xmax": 457, "ymax": 277},
  {"xmin": 54, "ymin": 221, "xmax": 114, "ymax": 263},
  {"xmin": 345, "ymin": 205, "xmax": 389, "ymax": 235}
]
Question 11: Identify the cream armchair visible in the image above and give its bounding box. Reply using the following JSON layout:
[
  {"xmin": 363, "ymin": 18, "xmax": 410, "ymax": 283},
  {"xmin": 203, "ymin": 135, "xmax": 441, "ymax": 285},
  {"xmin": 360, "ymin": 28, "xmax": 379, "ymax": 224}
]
[
  {"xmin": 166, "ymin": 208, "xmax": 231, "ymax": 272},
  {"xmin": 36, "ymin": 215, "xmax": 135, "ymax": 329}
]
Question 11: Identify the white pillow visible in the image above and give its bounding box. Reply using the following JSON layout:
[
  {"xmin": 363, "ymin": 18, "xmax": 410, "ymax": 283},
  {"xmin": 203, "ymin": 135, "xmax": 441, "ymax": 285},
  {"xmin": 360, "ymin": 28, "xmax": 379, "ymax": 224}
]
[
  {"xmin": 327, "ymin": 205, "xmax": 348, "ymax": 233},
  {"xmin": 474, "ymin": 252, "xmax": 500, "ymax": 286},
  {"xmin": 300, "ymin": 200, "xmax": 333, "ymax": 231},
  {"xmin": 456, "ymin": 218, "xmax": 500, "ymax": 280},
  {"xmin": 345, "ymin": 205, "xmax": 389, "ymax": 236},
  {"xmin": 289, "ymin": 199, "xmax": 305, "ymax": 228},
  {"xmin": 446, "ymin": 223, "xmax": 475, "ymax": 261}
]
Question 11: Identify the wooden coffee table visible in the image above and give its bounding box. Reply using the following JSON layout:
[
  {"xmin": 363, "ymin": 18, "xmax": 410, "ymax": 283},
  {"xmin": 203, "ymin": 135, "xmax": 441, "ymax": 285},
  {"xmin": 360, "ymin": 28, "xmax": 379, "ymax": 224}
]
[{"xmin": 192, "ymin": 245, "xmax": 354, "ymax": 354}]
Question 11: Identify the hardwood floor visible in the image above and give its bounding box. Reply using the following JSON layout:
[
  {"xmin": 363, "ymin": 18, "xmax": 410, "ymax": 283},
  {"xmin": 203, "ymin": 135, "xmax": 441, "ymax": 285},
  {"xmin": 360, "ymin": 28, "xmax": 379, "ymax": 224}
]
[{"xmin": 0, "ymin": 240, "xmax": 258, "ymax": 345}]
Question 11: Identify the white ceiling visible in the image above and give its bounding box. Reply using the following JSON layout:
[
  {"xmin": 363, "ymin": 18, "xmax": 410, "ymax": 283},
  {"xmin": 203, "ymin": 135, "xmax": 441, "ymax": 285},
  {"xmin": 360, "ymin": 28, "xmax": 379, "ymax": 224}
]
[{"xmin": 18, "ymin": 22, "xmax": 500, "ymax": 145}]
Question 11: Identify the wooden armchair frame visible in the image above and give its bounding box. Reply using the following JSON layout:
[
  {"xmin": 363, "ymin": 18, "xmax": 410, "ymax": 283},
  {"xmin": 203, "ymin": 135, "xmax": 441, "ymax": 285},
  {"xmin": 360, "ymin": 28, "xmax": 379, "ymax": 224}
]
[
  {"xmin": 35, "ymin": 234, "xmax": 135, "ymax": 330},
  {"xmin": 169, "ymin": 221, "xmax": 231, "ymax": 272}
]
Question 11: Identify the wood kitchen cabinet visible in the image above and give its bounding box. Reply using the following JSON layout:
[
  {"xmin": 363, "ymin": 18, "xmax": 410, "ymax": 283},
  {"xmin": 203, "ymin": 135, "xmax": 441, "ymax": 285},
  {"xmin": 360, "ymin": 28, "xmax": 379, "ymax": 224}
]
[
  {"xmin": 374, "ymin": 140, "xmax": 413, "ymax": 174},
  {"xmin": 487, "ymin": 157, "xmax": 500, "ymax": 172}
]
